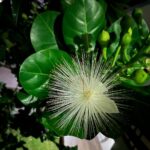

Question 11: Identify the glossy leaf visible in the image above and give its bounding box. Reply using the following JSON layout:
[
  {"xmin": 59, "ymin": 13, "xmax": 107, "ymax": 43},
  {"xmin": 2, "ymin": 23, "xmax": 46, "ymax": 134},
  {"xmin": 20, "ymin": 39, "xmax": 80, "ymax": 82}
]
[
  {"xmin": 17, "ymin": 92, "xmax": 38, "ymax": 105},
  {"xmin": 61, "ymin": 0, "xmax": 75, "ymax": 10},
  {"xmin": 63, "ymin": 0, "xmax": 105, "ymax": 51},
  {"xmin": 108, "ymin": 18, "xmax": 122, "ymax": 55},
  {"xmin": 40, "ymin": 117, "xmax": 63, "ymax": 136},
  {"xmin": 41, "ymin": 115, "xmax": 85, "ymax": 138},
  {"xmin": 140, "ymin": 19, "xmax": 149, "ymax": 39},
  {"xmin": 120, "ymin": 75, "xmax": 150, "ymax": 87},
  {"xmin": 120, "ymin": 77, "xmax": 150, "ymax": 95},
  {"xmin": 30, "ymin": 11, "xmax": 59, "ymax": 52},
  {"xmin": 19, "ymin": 49, "xmax": 72, "ymax": 98},
  {"xmin": 98, "ymin": 0, "xmax": 107, "ymax": 12}
]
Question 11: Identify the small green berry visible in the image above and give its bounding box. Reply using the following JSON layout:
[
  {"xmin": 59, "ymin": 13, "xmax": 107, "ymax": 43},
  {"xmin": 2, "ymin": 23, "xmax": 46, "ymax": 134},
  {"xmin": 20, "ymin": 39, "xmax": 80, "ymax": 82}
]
[
  {"xmin": 134, "ymin": 69, "xmax": 148, "ymax": 84},
  {"xmin": 122, "ymin": 33, "xmax": 132, "ymax": 46},
  {"xmin": 98, "ymin": 30, "xmax": 110, "ymax": 46}
]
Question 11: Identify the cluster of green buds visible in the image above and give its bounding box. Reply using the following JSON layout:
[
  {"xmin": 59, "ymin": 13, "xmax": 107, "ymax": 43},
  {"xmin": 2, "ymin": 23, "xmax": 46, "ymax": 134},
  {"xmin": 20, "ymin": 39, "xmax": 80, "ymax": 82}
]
[
  {"xmin": 98, "ymin": 8, "xmax": 150, "ymax": 90},
  {"xmin": 121, "ymin": 26, "xmax": 149, "ymax": 85},
  {"xmin": 98, "ymin": 27, "xmax": 133, "ymax": 63}
]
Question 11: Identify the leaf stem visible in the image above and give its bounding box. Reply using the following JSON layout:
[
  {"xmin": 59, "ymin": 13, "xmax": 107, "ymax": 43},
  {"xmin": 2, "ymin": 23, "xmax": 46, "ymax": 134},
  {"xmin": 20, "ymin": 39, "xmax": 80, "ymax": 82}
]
[{"xmin": 112, "ymin": 46, "xmax": 121, "ymax": 67}]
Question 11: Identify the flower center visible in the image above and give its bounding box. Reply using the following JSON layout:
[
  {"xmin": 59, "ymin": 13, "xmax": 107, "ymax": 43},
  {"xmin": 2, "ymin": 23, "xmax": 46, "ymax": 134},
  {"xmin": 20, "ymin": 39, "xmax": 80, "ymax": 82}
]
[{"xmin": 83, "ymin": 89, "xmax": 93, "ymax": 101}]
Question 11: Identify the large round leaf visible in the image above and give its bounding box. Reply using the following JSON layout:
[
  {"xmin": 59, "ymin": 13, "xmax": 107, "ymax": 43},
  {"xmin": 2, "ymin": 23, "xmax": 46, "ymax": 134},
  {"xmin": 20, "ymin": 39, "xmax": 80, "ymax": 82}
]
[
  {"xmin": 30, "ymin": 11, "xmax": 59, "ymax": 52},
  {"xmin": 63, "ymin": 0, "xmax": 105, "ymax": 50},
  {"xmin": 40, "ymin": 115, "xmax": 85, "ymax": 138},
  {"xmin": 19, "ymin": 49, "xmax": 72, "ymax": 98}
]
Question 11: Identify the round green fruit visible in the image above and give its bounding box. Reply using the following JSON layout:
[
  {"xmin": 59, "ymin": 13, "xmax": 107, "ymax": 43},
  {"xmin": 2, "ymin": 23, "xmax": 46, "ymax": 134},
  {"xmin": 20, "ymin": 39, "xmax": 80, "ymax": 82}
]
[{"xmin": 134, "ymin": 69, "xmax": 148, "ymax": 84}]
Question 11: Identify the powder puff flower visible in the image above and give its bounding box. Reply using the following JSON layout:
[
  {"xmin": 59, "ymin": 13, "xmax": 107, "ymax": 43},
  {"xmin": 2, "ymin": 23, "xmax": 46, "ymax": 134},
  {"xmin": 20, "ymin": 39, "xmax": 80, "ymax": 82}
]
[{"xmin": 47, "ymin": 56, "xmax": 126, "ymax": 138}]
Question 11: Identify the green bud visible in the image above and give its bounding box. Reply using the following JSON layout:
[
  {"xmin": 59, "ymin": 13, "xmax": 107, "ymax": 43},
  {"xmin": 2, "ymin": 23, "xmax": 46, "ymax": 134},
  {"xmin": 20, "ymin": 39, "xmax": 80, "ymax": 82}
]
[
  {"xmin": 146, "ymin": 59, "xmax": 150, "ymax": 72},
  {"xmin": 132, "ymin": 8, "xmax": 143, "ymax": 18},
  {"xmin": 22, "ymin": 13, "xmax": 28, "ymax": 20},
  {"xmin": 134, "ymin": 69, "xmax": 148, "ymax": 84},
  {"xmin": 122, "ymin": 33, "xmax": 132, "ymax": 46},
  {"xmin": 98, "ymin": 30, "xmax": 110, "ymax": 46},
  {"xmin": 144, "ymin": 45, "xmax": 150, "ymax": 54},
  {"xmin": 128, "ymin": 27, "xmax": 132, "ymax": 36},
  {"xmin": 132, "ymin": 8, "xmax": 143, "ymax": 23},
  {"xmin": 32, "ymin": 2, "xmax": 37, "ymax": 9}
]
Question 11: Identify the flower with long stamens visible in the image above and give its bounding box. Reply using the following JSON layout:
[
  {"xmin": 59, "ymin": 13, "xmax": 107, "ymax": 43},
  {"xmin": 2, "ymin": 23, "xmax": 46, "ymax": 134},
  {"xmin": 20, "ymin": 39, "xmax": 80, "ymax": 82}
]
[{"xmin": 47, "ymin": 56, "xmax": 127, "ymax": 138}]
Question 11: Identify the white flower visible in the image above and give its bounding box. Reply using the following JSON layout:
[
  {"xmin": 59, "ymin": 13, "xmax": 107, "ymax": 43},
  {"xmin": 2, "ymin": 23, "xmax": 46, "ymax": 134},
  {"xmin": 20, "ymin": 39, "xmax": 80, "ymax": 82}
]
[{"xmin": 47, "ymin": 56, "xmax": 126, "ymax": 138}]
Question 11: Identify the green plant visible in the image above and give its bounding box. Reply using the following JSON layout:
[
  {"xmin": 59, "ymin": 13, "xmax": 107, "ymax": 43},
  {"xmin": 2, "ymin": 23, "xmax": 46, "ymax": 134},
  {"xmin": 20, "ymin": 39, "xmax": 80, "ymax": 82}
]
[
  {"xmin": 0, "ymin": 0, "xmax": 150, "ymax": 148},
  {"xmin": 17, "ymin": 0, "xmax": 150, "ymax": 140}
]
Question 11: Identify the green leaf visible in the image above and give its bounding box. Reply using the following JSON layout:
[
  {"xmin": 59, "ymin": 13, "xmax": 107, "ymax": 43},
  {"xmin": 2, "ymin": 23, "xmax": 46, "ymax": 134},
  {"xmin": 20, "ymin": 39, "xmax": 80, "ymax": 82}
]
[
  {"xmin": 140, "ymin": 19, "xmax": 149, "ymax": 39},
  {"xmin": 0, "ymin": 96, "xmax": 11, "ymax": 104},
  {"xmin": 19, "ymin": 49, "xmax": 72, "ymax": 98},
  {"xmin": 24, "ymin": 137, "xmax": 58, "ymax": 150},
  {"xmin": 17, "ymin": 92, "xmax": 38, "ymax": 105},
  {"xmin": 98, "ymin": 0, "xmax": 107, "ymax": 12},
  {"xmin": 121, "ymin": 15, "xmax": 139, "ymax": 45},
  {"xmin": 10, "ymin": 0, "xmax": 22, "ymax": 24},
  {"xmin": 120, "ymin": 75, "xmax": 150, "ymax": 87},
  {"xmin": 120, "ymin": 77, "xmax": 150, "ymax": 95},
  {"xmin": 7, "ymin": 129, "xmax": 58, "ymax": 150},
  {"xmin": 63, "ymin": 0, "xmax": 105, "ymax": 51},
  {"xmin": 30, "ymin": 11, "xmax": 59, "ymax": 52},
  {"xmin": 108, "ymin": 18, "xmax": 122, "ymax": 55},
  {"xmin": 41, "ymin": 115, "xmax": 84, "ymax": 138},
  {"xmin": 40, "ymin": 117, "xmax": 62, "ymax": 136},
  {"xmin": 61, "ymin": 0, "xmax": 75, "ymax": 10}
]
